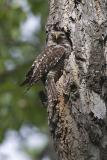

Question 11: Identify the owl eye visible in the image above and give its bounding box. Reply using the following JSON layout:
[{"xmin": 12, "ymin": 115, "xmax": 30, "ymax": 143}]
[{"xmin": 60, "ymin": 33, "xmax": 65, "ymax": 36}]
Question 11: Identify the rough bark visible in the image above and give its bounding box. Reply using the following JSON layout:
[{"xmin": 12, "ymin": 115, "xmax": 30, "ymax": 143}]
[{"xmin": 46, "ymin": 0, "xmax": 107, "ymax": 160}]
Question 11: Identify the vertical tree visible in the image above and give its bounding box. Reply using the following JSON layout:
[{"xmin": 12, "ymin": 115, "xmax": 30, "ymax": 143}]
[{"xmin": 46, "ymin": 0, "xmax": 107, "ymax": 160}]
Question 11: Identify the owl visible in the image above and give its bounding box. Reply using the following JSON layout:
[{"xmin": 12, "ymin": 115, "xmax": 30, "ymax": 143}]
[{"xmin": 21, "ymin": 31, "xmax": 71, "ymax": 86}]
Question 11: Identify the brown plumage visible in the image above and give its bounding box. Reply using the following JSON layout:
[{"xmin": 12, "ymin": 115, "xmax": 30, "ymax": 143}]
[{"xmin": 21, "ymin": 31, "xmax": 71, "ymax": 86}]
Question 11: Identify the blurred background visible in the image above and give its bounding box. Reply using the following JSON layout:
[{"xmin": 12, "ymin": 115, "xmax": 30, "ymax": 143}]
[{"xmin": 0, "ymin": 0, "xmax": 56, "ymax": 160}]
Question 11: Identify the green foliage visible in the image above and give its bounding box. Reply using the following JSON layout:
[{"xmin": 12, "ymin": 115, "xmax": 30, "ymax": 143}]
[{"xmin": 0, "ymin": 0, "xmax": 48, "ymax": 141}]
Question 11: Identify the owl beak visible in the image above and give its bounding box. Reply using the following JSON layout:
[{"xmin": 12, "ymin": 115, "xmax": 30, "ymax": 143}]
[
  {"xmin": 54, "ymin": 32, "xmax": 61, "ymax": 40},
  {"xmin": 52, "ymin": 31, "xmax": 61, "ymax": 40}
]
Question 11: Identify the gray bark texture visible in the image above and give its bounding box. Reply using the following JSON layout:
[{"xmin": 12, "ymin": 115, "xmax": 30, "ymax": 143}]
[{"xmin": 46, "ymin": 0, "xmax": 107, "ymax": 160}]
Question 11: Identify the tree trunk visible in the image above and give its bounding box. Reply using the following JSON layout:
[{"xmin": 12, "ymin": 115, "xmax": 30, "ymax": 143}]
[{"xmin": 46, "ymin": 0, "xmax": 107, "ymax": 160}]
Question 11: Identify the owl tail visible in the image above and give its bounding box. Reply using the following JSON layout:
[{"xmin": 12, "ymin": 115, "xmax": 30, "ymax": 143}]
[{"xmin": 20, "ymin": 65, "xmax": 35, "ymax": 86}]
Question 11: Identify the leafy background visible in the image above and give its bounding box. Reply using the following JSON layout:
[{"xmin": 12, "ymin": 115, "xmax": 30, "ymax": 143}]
[{"xmin": 0, "ymin": 0, "xmax": 55, "ymax": 160}]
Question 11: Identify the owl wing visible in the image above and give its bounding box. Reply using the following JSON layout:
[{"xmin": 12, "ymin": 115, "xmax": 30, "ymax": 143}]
[{"xmin": 21, "ymin": 45, "xmax": 66, "ymax": 86}]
